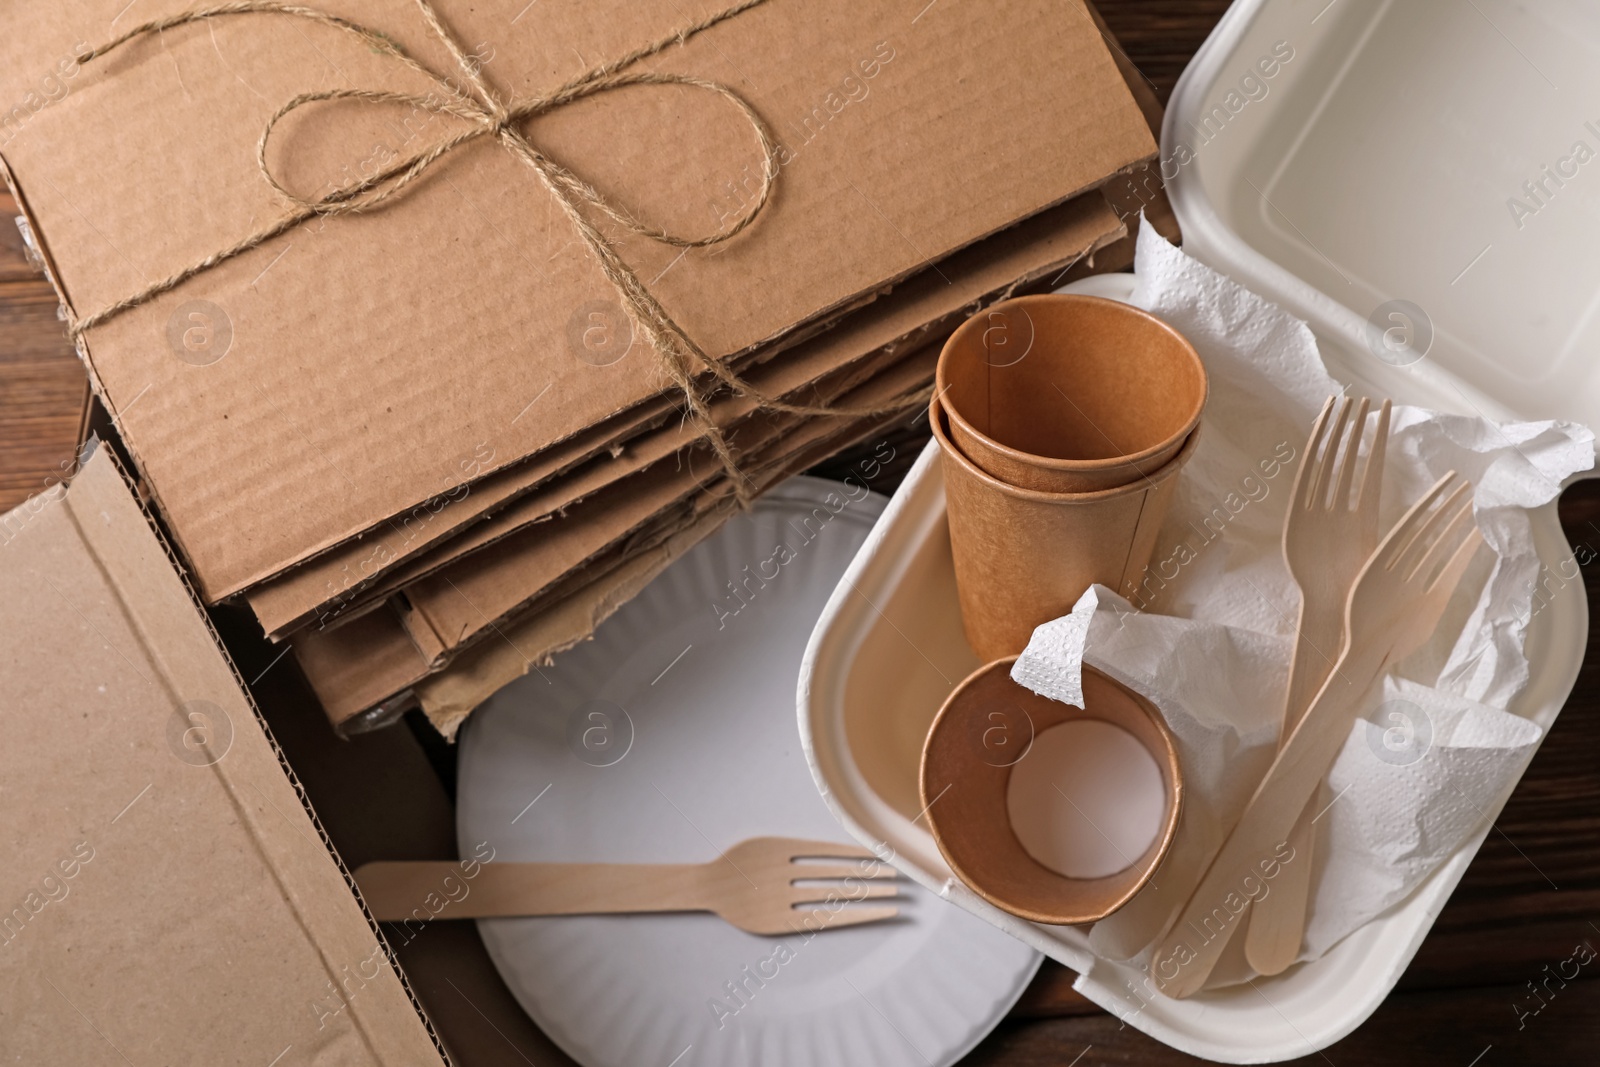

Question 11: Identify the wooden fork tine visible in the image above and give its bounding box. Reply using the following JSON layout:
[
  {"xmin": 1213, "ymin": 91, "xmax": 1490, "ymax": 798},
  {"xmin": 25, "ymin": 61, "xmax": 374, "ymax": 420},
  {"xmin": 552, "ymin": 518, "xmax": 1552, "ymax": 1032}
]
[
  {"xmin": 1378, "ymin": 472, "xmax": 1459, "ymax": 569},
  {"xmin": 770, "ymin": 838, "xmax": 883, "ymax": 860},
  {"xmin": 1393, "ymin": 482, "xmax": 1471, "ymax": 579},
  {"xmin": 1311, "ymin": 396, "xmax": 1353, "ymax": 509},
  {"xmin": 1295, "ymin": 397, "xmax": 1338, "ymax": 510},
  {"xmin": 793, "ymin": 881, "xmax": 900, "ymax": 905},
  {"xmin": 1411, "ymin": 502, "xmax": 1478, "ymax": 587},
  {"xmin": 1354, "ymin": 400, "xmax": 1393, "ymax": 555},
  {"xmin": 1402, "ymin": 527, "xmax": 1485, "ymax": 653},
  {"xmin": 787, "ymin": 861, "xmax": 899, "ymax": 881},
  {"xmin": 1358, "ymin": 400, "xmax": 1393, "ymax": 521},
  {"xmin": 1333, "ymin": 396, "xmax": 1370, "ymax": 509}
]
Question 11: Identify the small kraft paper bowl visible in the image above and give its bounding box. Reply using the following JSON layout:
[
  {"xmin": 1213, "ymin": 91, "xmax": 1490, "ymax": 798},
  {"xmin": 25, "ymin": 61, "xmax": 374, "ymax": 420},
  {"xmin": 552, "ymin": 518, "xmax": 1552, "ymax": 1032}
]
[
  {"xmin": 932, "ymin": 396, "xmax": 1199, "ymax": 662},
  {"xmin": 936, "ymin": 293, "xmax": 1207, "ymax": 494},
  {"xmin": 920, "ymin": 658, "xmax": 1183, "ymax": 926}
]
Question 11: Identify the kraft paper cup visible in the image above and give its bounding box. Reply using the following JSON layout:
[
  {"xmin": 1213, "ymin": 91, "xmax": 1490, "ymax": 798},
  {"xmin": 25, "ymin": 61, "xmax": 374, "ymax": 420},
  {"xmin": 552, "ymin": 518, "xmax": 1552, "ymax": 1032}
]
[
  {"xmin": 920, "ymin": 658, "xmax": 1183, "ymax": 926},
  {"xmin": 936, "ymin": 294, "xmax": 1207, "ymax": 494},
  {"xmin": 932, "ymin": 396, "xmax": 1197, "ymax": 662}
]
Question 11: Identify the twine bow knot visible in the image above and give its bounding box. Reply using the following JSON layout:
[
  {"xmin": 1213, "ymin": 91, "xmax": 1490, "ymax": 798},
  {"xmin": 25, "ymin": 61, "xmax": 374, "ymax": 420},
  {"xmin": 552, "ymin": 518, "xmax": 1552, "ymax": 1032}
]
[{"xmin": 70, "ymin": 0, "xmax": 916, "ymax": 502}]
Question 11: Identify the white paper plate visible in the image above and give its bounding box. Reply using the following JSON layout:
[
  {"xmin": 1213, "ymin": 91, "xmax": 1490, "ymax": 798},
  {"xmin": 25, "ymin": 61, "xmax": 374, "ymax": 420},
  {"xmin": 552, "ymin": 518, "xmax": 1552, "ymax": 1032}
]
[{"xmin": 458, "ymin": 476, "xmax": 1041, "ymax": 1067}]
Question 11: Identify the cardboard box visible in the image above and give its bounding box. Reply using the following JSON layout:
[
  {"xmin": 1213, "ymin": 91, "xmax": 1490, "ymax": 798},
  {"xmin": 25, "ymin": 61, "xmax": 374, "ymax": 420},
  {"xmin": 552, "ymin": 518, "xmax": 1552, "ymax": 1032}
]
[
  {"xmin": 0, "ymin": 0, "xmax": 1155, "ymax": 603},
  {"xmin": 0, "ymin": 446, "xmax": 447, "ymax": 1063}
]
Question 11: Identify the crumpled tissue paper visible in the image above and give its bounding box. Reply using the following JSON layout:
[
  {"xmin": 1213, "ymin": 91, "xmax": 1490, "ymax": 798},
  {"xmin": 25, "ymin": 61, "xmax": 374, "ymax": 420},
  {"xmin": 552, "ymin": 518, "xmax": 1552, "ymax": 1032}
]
[{"xmin": 1012, "ymin": 224, "xmax": 1595, "ymax": 983}]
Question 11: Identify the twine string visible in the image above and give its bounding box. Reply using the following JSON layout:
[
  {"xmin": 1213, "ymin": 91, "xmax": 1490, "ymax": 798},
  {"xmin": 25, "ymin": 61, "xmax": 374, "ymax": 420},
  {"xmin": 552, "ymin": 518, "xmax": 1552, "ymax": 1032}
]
[{"xmin": 68, "ymin": 0, "xmax": 925, "ymax": 504}]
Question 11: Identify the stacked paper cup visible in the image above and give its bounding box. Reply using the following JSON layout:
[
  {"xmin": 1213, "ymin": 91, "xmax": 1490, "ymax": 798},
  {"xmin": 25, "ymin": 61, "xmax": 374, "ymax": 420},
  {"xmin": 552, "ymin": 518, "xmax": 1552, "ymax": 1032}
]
[{"xmin": 933, "ymin": 294, "xmax": 1207, "ymax": 660}]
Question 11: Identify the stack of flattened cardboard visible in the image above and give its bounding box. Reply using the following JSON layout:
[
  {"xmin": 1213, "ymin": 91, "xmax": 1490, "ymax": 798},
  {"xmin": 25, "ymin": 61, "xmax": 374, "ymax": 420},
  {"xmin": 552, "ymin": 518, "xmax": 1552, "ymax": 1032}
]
[{"xmin": 1, "ymin": 0, "xmax": 1162, "ymax": 734}]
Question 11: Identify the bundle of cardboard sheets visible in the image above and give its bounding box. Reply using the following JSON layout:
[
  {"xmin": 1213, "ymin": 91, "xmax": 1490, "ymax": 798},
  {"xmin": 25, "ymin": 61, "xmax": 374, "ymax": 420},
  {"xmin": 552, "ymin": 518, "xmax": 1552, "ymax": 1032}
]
[{"xmin": 1, "ymin": 0, "xmax": 1168, "ymax": 735}]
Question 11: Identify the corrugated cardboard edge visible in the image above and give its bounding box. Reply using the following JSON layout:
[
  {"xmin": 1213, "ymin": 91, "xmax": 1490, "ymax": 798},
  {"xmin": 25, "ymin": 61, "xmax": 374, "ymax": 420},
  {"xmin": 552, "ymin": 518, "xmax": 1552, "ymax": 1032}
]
[
  {"xmin": 289, "ymin": 340, "xmax": 938, "ymax": 725},
  {"xmin": 413, "ymin": 395, "xmax": 910, "ymax": 739},
  {"xmin": 416, "ymin": 499, "xmax": 738, "ymax": 740},
  {"xmin": 345, "ymin": 331, "xmax": 928, "ymax": 638},
  {"xmin": 58, "ymin": 442, "xmax": 452, "ymax": 1066},
  {"xmin": 257, "ymin": 306, "xmax": 924, "ymax": 638}
]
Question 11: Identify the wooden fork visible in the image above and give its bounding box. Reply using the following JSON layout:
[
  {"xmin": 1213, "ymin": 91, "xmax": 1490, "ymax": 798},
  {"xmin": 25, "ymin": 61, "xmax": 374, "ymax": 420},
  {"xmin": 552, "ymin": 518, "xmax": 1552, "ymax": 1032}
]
[
  {"xmin": 1154, "ymin": 472, "xmax": 1483, "ymax": 998},
  {"xmin": 1245, "ymin": 396, "xmax": 1391, "ymax": 977},
  {"xmin": 353, "ymin": 837, "xmax": 901, "ymax": 936}
]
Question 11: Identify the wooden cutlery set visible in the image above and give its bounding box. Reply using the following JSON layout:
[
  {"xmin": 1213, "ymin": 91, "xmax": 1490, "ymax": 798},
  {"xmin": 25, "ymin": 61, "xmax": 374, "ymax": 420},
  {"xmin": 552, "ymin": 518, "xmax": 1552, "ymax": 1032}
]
[{"xmin": 1157, "ymin": 396, "xmax": 1481, "ymax": 995}]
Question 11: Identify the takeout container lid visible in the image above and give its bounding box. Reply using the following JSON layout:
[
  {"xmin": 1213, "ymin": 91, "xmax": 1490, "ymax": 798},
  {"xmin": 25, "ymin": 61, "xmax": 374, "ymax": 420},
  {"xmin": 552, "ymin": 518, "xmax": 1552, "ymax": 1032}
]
[
  {"xmin": 935, "ymin": 293, "xmax": 1206, "ymax": 494},
  {"xmin": 919, "ymin": 658, "xmax": 1183, "ymax": 926},
  {"xmin": 1162, "ymin": 1, "xmax": 1600, "ymax": 439},
  {"xmin": 932, "ymin": 395, "xmax": 1197, "ymax": 660}
]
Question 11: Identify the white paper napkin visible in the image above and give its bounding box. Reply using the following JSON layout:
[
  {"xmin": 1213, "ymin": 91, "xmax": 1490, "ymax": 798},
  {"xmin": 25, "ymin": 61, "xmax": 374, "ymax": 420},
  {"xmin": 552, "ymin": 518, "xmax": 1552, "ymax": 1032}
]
[{"xmin": 1012, "ymin": 225, "xmax": 1594, "ymax": 977}]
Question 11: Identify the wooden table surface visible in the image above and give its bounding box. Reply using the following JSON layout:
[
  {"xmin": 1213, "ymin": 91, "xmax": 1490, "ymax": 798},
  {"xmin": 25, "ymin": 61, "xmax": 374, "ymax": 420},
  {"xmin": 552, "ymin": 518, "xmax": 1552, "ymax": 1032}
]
[{"xmin": 5, "ymin": 3, "xmax": 1599, "ymax": 1064}]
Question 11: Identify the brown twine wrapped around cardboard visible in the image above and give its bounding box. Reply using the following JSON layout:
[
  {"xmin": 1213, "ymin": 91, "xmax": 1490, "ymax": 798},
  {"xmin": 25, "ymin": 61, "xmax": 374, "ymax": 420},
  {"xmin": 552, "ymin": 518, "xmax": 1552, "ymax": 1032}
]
[{"xmin": 66, "ymin": 0, "xmax": 922, "ymax": 505}]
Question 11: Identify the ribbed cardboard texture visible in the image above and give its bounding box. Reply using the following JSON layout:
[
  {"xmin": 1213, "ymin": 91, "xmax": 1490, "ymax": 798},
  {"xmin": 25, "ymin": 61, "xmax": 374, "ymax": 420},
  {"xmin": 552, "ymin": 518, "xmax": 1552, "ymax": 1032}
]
[
  {"xmin": 266, "ymin": 197, "xmax": 1127, "ymax": 642},
  {"xmin": 933, "ymin": 399, "xmax": 1199, "ymax": 661},
  {"xmin": 294, "ymin": 183, "xmax": 1164, "ymax": 726},
  {"xmin": 0, "ymin": 446, "xmax": 444, "ymax": 1064},
  {"xmin": 312, "ymin": 331, "xmax": 914, "ymax": 635},
  {"xmin": 243, "ymin": 190, "xmax": 1129, "ymax": 637},
  {"xmin": 414, "ymin": 492, "xmax": 741, "ymax": 739},
  {"xmin": 243, "ymin": 396, "xmax": 683, "ymax": 635},
  {"xmin": 409, "ymin": 393, "xmax": 915, "ymax": 738},
  {"xmin": 0, "ymin": 0, "xmax": 1155, "ymax": 602},
  {"xmin": 295, "ymin": 348, "xmax": 932, "ymax": 723},
  {"xmin": 236, "ymin": 311, "xmax": 855, "ymax": 635}
]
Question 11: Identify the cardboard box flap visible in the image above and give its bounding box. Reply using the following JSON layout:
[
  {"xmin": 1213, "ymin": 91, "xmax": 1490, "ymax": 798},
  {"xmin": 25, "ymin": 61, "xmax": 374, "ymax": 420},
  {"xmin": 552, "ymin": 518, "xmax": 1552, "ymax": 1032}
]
[
  {"xmin": 0, "ymin": 446, "xmax": 442, "ymax": 1065},
  {"xmin": 0, "ymin": 0, "xmax": 1155, "ymax": 601}
]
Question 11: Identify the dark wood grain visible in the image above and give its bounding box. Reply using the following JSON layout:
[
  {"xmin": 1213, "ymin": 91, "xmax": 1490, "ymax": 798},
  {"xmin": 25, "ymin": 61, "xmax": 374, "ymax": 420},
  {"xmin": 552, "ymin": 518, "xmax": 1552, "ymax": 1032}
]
[
  {"xmin": 1090, "ymin": 0, "xmax": 1235, "ymax": 105},
  {"xmin": 0, "ymin": 189, "xmax": 86, "ymax": 511}
]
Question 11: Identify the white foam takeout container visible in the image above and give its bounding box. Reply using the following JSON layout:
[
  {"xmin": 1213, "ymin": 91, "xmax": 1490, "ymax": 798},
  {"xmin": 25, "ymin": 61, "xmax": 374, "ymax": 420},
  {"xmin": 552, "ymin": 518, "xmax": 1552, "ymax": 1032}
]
[{"xmin": 799, "ymin": 0, "xmax": 1597, "ymax": 1060}]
